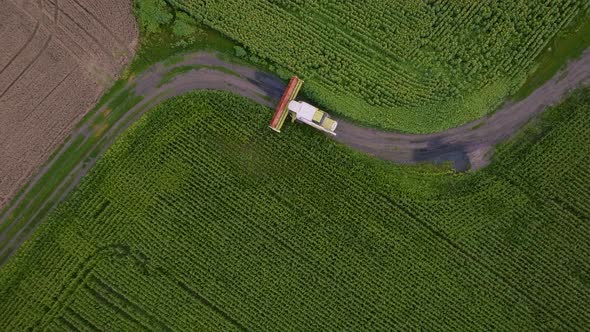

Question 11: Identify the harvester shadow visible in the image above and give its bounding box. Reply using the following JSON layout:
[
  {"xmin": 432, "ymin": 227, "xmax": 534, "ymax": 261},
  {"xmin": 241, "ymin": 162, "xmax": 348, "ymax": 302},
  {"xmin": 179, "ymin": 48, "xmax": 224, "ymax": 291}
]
[{"xmin": 249, "ymin": 71, "xmax": 286, "ymax": 100}]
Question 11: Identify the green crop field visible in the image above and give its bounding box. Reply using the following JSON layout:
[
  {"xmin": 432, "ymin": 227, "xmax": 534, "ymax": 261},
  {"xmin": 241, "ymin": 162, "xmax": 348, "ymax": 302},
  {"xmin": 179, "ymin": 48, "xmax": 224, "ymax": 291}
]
[
  {"xmin": 1, "ymin": 88, "xmax": 589, "ymax": 330},
  {"xmin": 166, "ymin": 0, "xmax": 590, "ymax": 132}
]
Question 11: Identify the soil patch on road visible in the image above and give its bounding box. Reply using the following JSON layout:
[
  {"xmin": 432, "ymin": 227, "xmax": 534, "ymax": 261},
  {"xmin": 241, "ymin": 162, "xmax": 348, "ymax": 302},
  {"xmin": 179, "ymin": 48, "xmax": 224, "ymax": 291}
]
[{"xmin": 0, "ymin": 0, "xmax": 138, "ymax": 209}]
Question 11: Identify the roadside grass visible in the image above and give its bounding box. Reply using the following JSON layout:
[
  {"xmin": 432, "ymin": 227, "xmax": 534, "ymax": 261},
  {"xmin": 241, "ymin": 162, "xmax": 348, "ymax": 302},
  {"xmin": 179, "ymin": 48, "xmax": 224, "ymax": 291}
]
[
  {"xmin": 494, "ymin": 87, "xmax": 589, "ymax": 158},
  {"xmin": 102, "ymin": 87, "xmax": 144, "ymax": 127},
  {"xmin": 73, "ymin": 79, "xmax": 128, "ymax": 131},
  {"xmin": 0, "ymin": 89, "xmax": 143, "ymax": 263},
  {"xmin": 0, "ymin": 83, "xmax": 133, "ymax": 218},
  {"xmin": 0, "ymin": 136, "xmax": 85, "ymax": 248},
  {"xmin": 471, "ymin": 122, "xmax": 485, "ymax": 131},
  {"xmin": 92, "ymin": 79, "xmax": 129, "ymax": 113},
  {"xmin": 513, "ymin": 10, "xmax": 590, "ymax": 100}
]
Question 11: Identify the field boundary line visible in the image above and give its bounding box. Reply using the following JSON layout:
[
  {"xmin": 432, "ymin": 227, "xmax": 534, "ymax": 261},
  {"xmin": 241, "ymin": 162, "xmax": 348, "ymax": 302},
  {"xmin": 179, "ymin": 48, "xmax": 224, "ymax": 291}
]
[
  {"xmin": 30, "ymin": 244, "xmax": 131, "ymax": 331},
  {"xmin": 64, "ymin": 307, "xmax": 101, "ymax": 332},
  {"xmin": 83, "ymin": 283, "xmax": 154, "ymax": 331},
  {"xmin": 88, "ymin": 275, "xmax": 173, "ymax": 332},
  {"xmin": 57, "ymin": 316, "xmax": 78, "ymax": 331}
]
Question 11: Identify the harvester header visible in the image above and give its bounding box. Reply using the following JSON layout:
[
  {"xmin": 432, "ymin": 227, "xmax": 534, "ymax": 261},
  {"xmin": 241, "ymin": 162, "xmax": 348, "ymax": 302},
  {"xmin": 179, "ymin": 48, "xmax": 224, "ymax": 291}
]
[{"xmin": 269, "ymin": 76, "xmax": 337, "ymax": 135}]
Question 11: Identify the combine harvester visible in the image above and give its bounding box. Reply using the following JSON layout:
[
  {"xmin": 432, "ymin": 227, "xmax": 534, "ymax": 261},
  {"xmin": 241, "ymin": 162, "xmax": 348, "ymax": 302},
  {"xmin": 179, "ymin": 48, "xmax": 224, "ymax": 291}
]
[{"xmin": 269, "ymin": 76, "xmax": 338, "ymax": 135}]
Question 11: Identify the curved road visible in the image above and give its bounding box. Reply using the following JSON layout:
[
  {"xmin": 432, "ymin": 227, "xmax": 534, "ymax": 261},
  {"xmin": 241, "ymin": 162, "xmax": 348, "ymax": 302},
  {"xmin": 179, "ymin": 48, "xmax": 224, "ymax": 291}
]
[
  {"xmin": 0, "ymin": 50, "xmax": 589, "ymax": 263},
  {"xmin": 136, "ymin": 50, "xmax": 590, "ymax": 171}
]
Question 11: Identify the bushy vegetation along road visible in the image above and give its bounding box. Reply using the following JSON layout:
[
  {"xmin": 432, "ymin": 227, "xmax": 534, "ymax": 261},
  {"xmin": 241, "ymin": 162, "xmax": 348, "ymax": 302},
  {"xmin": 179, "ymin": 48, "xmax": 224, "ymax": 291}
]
[{"xmin": 1, "ymin": 88, "xmax": 590, "ymax": 330}]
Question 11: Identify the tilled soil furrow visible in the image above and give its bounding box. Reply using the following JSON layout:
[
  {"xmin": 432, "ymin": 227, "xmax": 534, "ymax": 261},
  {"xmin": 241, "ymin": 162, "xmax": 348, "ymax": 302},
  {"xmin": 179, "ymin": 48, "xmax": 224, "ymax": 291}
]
[
  {"xmin": 0, "ymin": 35, "xmax": 52, "ymax": 100},
  {"xmin": 0, "ymin": 22, "xmax": 40, "ymax": 77}
]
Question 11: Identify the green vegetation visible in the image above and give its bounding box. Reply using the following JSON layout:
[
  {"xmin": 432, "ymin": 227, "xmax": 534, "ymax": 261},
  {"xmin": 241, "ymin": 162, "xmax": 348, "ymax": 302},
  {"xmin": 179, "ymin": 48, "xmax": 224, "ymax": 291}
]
[
  {"xmin": 1, "ymin": 89, "xmax": 589, "ymax": 330},
  {"xmin": 166, "ymin": 0, "xmax": 589, "ymax": 132},
  {"xmin": 128, "ymin": 0, "xmax": 236, "ymax": 76},
  {"xmin": 2, "ymin": 0, "xmax": 286, "ymax": 267},
  {"xmin": 514, "ymin": 10, "xmax": 590, "ymax": 99},
  {"xmin": 1, "ymin": 1, "xmax": 589, "ymax": 329},
  {"xmin": 90, "ymin": 80, "xmax": 128, "ymax": 115}
]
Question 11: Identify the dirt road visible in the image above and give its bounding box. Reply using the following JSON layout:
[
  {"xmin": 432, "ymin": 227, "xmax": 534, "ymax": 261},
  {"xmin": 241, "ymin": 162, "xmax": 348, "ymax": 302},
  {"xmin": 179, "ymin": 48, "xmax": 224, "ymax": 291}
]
[{"xmin": 1, "ymin": 49, "xmax": 589, "ymax": 264}]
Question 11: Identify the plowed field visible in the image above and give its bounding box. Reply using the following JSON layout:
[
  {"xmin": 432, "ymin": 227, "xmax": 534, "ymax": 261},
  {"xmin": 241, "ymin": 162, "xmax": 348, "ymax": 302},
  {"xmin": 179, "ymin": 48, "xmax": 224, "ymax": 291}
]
[{"xmin": 0, "ymin": 0, "xmax": 137, "ymax": 208}]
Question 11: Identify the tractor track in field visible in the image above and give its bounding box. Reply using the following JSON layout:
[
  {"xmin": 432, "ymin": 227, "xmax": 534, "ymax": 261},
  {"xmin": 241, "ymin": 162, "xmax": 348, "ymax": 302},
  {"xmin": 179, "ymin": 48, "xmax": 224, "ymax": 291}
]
[{"xmin": 1, "ymin": 49, "xmax": 590, "ymax": 263}]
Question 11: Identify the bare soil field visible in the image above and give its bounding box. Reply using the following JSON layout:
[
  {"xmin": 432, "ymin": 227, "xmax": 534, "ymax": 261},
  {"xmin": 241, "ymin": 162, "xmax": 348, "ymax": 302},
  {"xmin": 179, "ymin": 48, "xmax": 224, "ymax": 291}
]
[{"xmin": 0, "ymin": 0, "xmax": 137, "ymax": 208}]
